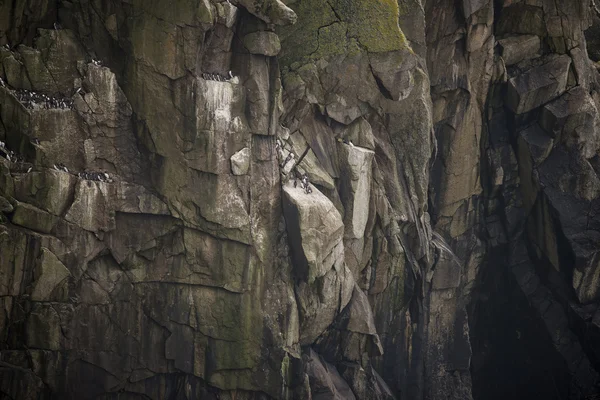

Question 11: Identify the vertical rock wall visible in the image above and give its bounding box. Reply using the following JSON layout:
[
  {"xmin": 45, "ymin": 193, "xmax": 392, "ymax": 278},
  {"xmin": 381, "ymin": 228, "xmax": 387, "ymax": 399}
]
[{"xmin": 0, "ymin": 0, "xmax": 599, "ymax": 399}]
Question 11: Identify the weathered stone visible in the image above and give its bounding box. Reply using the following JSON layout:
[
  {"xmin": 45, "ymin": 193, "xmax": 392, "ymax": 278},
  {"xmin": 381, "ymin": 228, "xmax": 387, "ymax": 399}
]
[
  {"xmin": 0, "ymin": 196, "xmax": 13, "ymax": 213},
  {"xmin": 296, "ymin": 264, "xmax": 354, "ymax": 345},
  {"xmin": 11, "ymin": 202, "xmax": 58, "ymax": 234},
  {"xmin": 304, "ymin": 348, "xmax": 356, "ymax": 400},
  {"xmin": 518, "ymin": 124, "xmax": 554, "ymax": 166},
  {"xmin": 31, "ymin": 248, "xmax": 70, "ymax": 301},
  {"xmin": 13, "ymin": 170, "xmax": 76, "ymax": 215},
  {"xmin": 236, "ymin": 0, "xmax": 297, "ymax": 25},
  {"xmin": 498, "ymin": 35, "xmax": 540, "ymax": 66},
  {"xmin": 507, "ymin": 55, "xmax": 571, "ymax": 114},
  {"xmin": 230, "ymin": 147, "xmax": 250, "ymax": 175},
  {"xmin": 64, "ymin": 180, "xmax": 114, "ymax": 233},
  {"xmin": 539, "ymin": 86, "xmax": 600, "ymax": 158},
  {"xmin": 338, "ymin": 143, "xmax": 374, "ymax": 239},
  {"xmin": 496, "ymin": 4, "xmax": 546, "ymax": 37},
  {"xmin": 282, "ymin": 181, "xmax": 344, "ymax": 283},
  {"xmin": 369, "ymin": 49, "xmax": 416, "ymax": 101},
  {"xmin": 243, "ymin": 31, "xmax": 281, "ymax": 56},
  {"xmin": 334, "ymin": 117, "xmax": 375, "ymax": 151}
]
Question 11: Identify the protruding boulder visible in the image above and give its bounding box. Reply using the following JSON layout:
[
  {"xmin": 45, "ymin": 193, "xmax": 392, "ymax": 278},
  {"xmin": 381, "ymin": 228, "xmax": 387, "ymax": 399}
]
[
  {"xmin": 282, "ymin": 181, "xmax": 344, "ymax": 283},
  {"xmin": 230, "ymin": 147, "xmax": 250, "ymax": 175},
  {"xmin": 243, "ymin": 31, "xmax": 281, "ymax": 56},
  {"xmin": 506, "ymin": 55, "xmax": 571, "ymax": 114},
  {"xmin": 338, "ymin": 143, "xmax": 374, "ymax": 239},
  {"xmin": 498, "ymin": 35, "xmax": 540, "ymax": 66}
]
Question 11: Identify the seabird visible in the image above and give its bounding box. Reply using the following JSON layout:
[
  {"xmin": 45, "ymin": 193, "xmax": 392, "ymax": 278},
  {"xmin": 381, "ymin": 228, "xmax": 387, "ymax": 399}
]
[
  {"xmin": 26, "ymin": 167, "xmax": 32, "ymax": 173},
  {"xmin": 228, "ymin": 71, "xmax": 233, "ymax": 79},
  {"xmin": 282, "ymin": 153, "xmax": 292, "ymax": 167},
  {"xmin": 31, "ymin": 138, "xmax": 40, "ymax": 145},
  {"xmin": 54, "ymin": 22, "xmax": 61, "ymax": 30}
]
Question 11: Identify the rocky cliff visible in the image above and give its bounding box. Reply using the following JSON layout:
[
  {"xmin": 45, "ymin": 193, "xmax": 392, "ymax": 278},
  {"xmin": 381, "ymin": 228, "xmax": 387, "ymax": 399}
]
[{"xmin": 0, "ymin": 0, "xmax": 599, "ymax": 399}]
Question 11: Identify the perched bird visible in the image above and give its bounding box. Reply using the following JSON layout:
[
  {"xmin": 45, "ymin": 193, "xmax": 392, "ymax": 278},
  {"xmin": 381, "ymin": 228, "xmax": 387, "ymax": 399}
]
[
  {"xmin": 31, "ymin": 138, "xmax": 40, "ymax": 145},
  {"xmin": 53, "ymin": 22, "xmax": 62, "ymax": 30},
  {"xmin": 282, "ymin": 153, "xmax": 292, "ymax": 167}
]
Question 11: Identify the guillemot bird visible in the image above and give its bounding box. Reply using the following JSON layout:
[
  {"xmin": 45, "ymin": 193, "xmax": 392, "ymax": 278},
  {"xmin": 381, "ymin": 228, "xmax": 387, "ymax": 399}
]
[{"xmin": 53, "ymin": 163, "xmax": 69, "ymax": 173}]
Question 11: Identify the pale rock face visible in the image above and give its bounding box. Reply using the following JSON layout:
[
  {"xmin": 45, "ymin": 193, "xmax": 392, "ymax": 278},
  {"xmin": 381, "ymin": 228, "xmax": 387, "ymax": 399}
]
[
  {"xmin": 282, "ymin": 181, "xmax": 344, "ymax": 283},
  {"xmin": 230, "ymin": 147, "xmax": 250, "ymax": 175},
  {"xmin": 338, "ymin": 143, "xmax": 374, "ymax": 240}
]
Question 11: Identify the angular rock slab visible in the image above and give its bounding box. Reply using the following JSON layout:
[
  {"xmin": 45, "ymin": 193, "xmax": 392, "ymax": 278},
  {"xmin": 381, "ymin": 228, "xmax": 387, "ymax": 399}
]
[
  {"xmin": 11, "ymin": 202, "xmax": 58, "ymax": 234},
  {"xmin": 283, "ymin": 181, "xmax": 344, "ymax": 283},
  {"xmin": 338, "ymin": 143, "xmax": 374, "ymax": 239},
  {"xmin": 243, "ymin": 31, "xmax": 281, "ymax": 56},
  {"xmin": 235, "ymin": 0, "xmax": 297, "ymax": 25},
  {"xmin": 230, "ymin": 147, "xmax": 250, "ymax": 175},
  {"xmin": 539, "ymin": 86, "xmax": 600, "ymax": 158},
  {"xmin": 304, "ymin": 348, "xmax": 356, "ymax": 400},
  {"xmin": 31, "ymin": 248, "xmax": 70, "ymax": 301},
  {"xmin": 507, "ymin": 54, "xmax": 571, "ymax": 114},
  {"xmin": 296, "ymin": 264, "xmax": 354, "ymax": 345},
  {"xmin": 498, "ymin": 35, "xmax": 540, "ymax": 66}
]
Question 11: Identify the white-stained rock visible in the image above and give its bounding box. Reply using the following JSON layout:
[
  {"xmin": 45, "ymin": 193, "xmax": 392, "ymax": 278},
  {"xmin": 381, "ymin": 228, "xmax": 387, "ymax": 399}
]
[{"xmin": 231, "ymin": 147, "xmax": 250, "ymax": 175}]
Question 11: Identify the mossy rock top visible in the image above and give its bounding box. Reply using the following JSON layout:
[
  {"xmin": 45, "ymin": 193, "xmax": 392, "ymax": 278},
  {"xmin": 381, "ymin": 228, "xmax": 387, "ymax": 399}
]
[{"xmin": 277, "ymin": 0, "xmax": 409, "ymax": 67}]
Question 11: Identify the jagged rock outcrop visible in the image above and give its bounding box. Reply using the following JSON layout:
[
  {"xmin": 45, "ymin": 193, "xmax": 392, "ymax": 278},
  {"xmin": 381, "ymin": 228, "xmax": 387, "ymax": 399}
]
[{"xmin": 1, "ymin": 0, "xmax": 600, "ymax": 399}]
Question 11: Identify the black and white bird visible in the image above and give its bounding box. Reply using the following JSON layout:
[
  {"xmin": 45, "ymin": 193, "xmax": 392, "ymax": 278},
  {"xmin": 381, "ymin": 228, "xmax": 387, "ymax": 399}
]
[
  {"xmin": 53, "ymin": 163, "xmax": 69, "ymax": 173},
  {"xmin": 282, "ymin": 153, "xmax": 293, "ymax": 167}
]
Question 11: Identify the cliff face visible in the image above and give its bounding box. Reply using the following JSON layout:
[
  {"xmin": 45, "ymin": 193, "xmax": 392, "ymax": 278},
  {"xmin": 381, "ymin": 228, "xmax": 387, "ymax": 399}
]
[{"xmin": 0, "ymin": 0, "xmax": 599, "ymax": 399}]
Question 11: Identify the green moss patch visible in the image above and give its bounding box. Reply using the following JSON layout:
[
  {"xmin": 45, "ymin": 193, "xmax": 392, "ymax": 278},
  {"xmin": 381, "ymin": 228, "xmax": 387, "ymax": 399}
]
[{"xmin": 278, "ymin": 0, "xmax": 408, "ymax": 67}]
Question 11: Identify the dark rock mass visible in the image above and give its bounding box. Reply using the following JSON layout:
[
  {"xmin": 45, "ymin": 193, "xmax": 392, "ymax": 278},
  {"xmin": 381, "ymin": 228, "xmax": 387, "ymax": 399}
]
[{"xmin": 0, "ymin": 0, "xmax": 599, "ymax": 399}]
